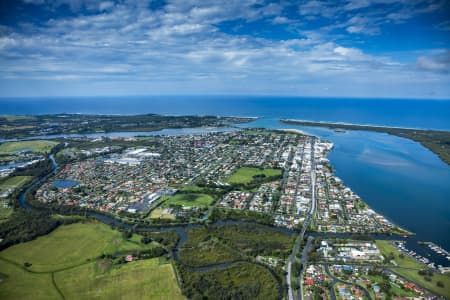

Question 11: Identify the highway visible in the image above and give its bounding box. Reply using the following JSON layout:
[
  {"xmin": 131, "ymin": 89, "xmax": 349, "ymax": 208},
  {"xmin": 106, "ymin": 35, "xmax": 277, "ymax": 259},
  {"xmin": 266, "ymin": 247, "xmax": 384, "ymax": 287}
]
[
  {"xmin": 297, "ymin": 236, "xmax": 314, "ymax": 300},
  {"xmin": 287, "ymin": 138, "xmax": 317, "ymax": 300}
]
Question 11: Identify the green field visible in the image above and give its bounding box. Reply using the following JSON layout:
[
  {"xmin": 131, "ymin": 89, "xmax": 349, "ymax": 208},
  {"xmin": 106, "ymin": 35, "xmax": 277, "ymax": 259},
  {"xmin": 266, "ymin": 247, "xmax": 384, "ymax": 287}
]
[
  {"xmin": 0, "ymin": 222, "xmax": 156, "ymax": 272},
  {"xmin": 150, "ymin": 208, "xmax": 176, "ymax": 220},
  {"xmin": 0, "ymin": 222, "xmax": 184, "ymax": 299},
  {"xmin": 0, "ymin": 260, "xmax": 61, "ymax": 300},
  {"xmin": 0, "ymin": 176, "xmax": 33, "ymax": 223},
  {"xmin": 0, "ymin": 115, "xmax": 37, "ymax": 121},
  {"xmin": 0, "ymin": 140, "xmax": 58, "ymax": 154},
  {"xmin": 227, "ymin": 167, "xmax": 282, "ymax": 184},
  {"xmin": 0, "ymin": 202, "xmax": 13, "ymax": 223},
  {"xmin": 54, "ymin": 258, "xmax": 184, "ymax": 300},
  {"xmin": 376, "ymin": 240, "xmax": 450, "ymax": 298},
  {"xmin": 164, "ymin": 193, "xmax": 214, "ymax": 208},
  {"xmin": 0, "ymin": 176, "xmax": 33, "ymax": 194}
]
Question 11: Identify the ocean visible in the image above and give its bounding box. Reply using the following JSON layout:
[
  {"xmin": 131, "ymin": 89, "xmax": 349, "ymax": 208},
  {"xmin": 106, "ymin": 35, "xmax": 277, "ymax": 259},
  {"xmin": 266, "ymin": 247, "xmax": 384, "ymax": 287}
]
[
  {"xmin": 1, "ymin": 96, "xmax": 449, "ymax": 130},
  {"xmin": 1, "ymin": 96, "xmax": 450, "ymax": 263}
]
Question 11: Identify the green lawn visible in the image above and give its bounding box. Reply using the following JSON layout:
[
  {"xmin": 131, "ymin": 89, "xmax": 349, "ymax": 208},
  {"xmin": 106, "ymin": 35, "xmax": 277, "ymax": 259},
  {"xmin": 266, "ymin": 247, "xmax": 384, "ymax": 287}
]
[
  {"xmin": 376, "ymin": 240, "xmax": 450, "ymax": 299},
  {"xmin": 0, "ymin": 140, "xmax": 58, "ymax": 154},
  {"xmin": 179, "ymin": 185, "xmax": 206, "ymax": 193},
  {"xmin": 226, "ymin": 167, "xmax": 282, "ymax": 184},
  {"xmin": 0, "ymin": 222, "xmax": 156, "ymax": 272},
  {"xmin": 164, "ymin": 193, "xmax": 214, "ymax": 208},
  {"xmin": 376, "ymin": 240, "xmax": 423, "ymax": 269},
  {"xmin": 54, "ymin": 258, "xmax": 184, "ymax": 300}
]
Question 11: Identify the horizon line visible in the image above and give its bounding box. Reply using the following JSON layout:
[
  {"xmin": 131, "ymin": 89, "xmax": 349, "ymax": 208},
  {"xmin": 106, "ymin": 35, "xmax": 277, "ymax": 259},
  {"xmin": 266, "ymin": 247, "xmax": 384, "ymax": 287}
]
[{"xmin": 0, "ymin": 94, "xmax": 449, "ymax": 101}]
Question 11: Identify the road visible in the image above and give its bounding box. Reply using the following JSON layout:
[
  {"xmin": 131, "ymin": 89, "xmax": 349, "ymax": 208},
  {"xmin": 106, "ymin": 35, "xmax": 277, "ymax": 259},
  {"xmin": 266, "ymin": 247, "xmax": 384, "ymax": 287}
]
[
  {"xmin": 287, "ymin": 137, "xmax": 317, "ymax": 300},
  {"xmin": 297, "ymin": 236, "xmax": 314, "ymax": 300},
  {"xmin": 324, "ymin": 264, "xmax": 372, "ymax": 300}
]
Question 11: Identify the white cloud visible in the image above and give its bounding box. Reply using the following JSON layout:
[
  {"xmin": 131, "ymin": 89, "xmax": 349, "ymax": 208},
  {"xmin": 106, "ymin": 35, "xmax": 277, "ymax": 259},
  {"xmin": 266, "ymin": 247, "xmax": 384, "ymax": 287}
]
[
  {"xmin": 417, "ymin": 51, "xmax": 450, "ymax": 73},
  {"xmin": 99, "ymin": 1, "xmax": 114, "ymax": 11},
  {"xmin": 272, "ymin": 16, "xmax": 291, "ymax": 24},
  {"xmin": 333, "ymin": 46, "xmax": 362, "ymax": 57},
  {"xmin": 344, "ymin": 0, "xmax": 371, "ymax": 10},
  {"xmin": 0, "ymin": 36, "xmax": 18, "ymax": 50},
  {"xmin": 0, "ymin": 0, "xmax": 447, "ymax": 98}
]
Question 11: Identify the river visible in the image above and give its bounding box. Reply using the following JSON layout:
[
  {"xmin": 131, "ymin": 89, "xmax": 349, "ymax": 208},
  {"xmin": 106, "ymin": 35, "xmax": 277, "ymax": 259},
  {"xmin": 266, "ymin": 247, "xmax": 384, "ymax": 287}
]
[
  {"xmin": 15, "ymin": 119, "xmax": 450, "ymax": 267},
  {"xmin": 239, "ymin": 118, "xmax": 450, "ymax": 266}
]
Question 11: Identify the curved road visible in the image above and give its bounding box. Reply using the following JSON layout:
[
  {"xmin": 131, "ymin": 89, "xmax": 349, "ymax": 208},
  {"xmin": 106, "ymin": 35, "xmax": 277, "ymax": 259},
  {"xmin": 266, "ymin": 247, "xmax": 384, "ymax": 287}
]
[{"xmin": 324, "ymin": 264, "xmax": 372, "ymax": 300}]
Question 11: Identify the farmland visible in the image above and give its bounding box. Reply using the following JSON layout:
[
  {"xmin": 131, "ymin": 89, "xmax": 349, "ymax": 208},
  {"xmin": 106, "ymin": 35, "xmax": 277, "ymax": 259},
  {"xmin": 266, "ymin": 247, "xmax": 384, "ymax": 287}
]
[
  {"xmin": 0, "ymin": 222, "xmax": 156, "ymax": 272},
  {"xmin": 0, "ymin": 222, "xmax": 184, "ymax": 299},
  {"xmin": 0, "ymin": 140, "xmax": 58, "ymax": 154},
  {"xmin": 54, "ymin": 258, "xmax": 184, "ymax": 300},
  {"xmin": 0, "ymin": 260, "xmax": 60, "ymax": 300},
  {"xmin": 0, "ymin": 176, "xmax": 34, "ymax": 194},
  {"xmin": 0, "ymin": 176, "xmax": 33, "ymax": 223}
]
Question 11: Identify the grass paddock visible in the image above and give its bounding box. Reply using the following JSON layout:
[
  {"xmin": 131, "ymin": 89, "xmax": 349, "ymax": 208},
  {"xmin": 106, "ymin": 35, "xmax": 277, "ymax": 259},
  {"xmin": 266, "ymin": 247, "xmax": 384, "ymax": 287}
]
[
  {"xmin": 227, "ymin": 167, "xmax": 282, "ymax": 184},
  {"xmin": 0, "ymin": 222, "xmax": 184, "ymax": 299},
  {"xmin": 0, "ymin": 140, "xmax": 58, "ymax": 154}
]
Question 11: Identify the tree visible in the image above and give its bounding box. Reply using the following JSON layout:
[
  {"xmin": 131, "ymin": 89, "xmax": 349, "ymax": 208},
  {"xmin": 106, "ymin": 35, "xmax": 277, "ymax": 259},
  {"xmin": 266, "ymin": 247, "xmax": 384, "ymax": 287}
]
[
  {"xmin": 380, "ymin": 281, "xmax": 391, "ymax": 293},
  {"xmin": 122, "ymin": 230, "xmax": 132, "ymax": 239}
]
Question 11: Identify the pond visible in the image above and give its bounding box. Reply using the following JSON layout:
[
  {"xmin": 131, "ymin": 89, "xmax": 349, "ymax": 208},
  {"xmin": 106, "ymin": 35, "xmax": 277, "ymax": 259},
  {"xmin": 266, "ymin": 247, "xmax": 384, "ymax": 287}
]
[{"xmin": 52, "ymin": 180, "xmax": 80, "ymax": 189}]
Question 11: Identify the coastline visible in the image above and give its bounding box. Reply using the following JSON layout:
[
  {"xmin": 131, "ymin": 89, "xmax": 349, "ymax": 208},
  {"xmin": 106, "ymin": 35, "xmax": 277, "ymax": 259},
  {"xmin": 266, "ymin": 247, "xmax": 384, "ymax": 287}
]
[
  {"xmin": 279, "ymin": 119, "xmax": 450, "ymax": 166},
  {"xmin": 0, "ymin": 114, "xmax": 255, "ymax": 140}
]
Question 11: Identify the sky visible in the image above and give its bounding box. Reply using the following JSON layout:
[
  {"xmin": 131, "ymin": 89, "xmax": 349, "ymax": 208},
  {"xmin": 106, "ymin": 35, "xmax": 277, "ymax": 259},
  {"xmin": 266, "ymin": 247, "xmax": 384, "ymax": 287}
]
[{"xmin": 0, "ymin": 0, "xmax": 449, "ymax": 99}]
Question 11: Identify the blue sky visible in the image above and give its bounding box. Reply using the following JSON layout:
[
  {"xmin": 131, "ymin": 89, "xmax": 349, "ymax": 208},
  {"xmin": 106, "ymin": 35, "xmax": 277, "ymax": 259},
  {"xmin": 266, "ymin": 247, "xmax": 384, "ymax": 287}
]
[{"xmin": 0, "ymin": 0, "xmax": 449, "ymax": 98}]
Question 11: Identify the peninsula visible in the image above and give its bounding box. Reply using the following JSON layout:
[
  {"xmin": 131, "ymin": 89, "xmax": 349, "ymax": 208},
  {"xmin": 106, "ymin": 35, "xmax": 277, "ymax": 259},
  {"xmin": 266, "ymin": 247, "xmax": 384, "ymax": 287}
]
[
  {"xmin": 1, "ymin": 117, "xmax": 449, "ymax": 300},
  {"xmin": 280, "ymin": 119, "xmax": 450, "ymax": 165},
  {"xmin": 0, "ymin": 114, "xmax": 254, "ymax": 139}
]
